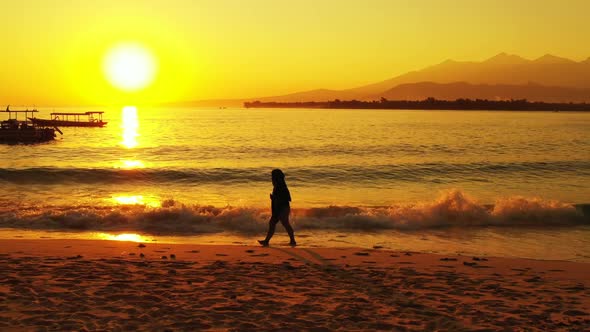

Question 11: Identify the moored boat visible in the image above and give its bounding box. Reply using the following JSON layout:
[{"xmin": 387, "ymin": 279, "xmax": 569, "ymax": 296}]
[
  {"xmin": 1, "ymin": 107, "xmax": 59, "ymax": 143},
  {"xmin": 30, "ymin": 111, "xmax": 107, "ymax": 127}
]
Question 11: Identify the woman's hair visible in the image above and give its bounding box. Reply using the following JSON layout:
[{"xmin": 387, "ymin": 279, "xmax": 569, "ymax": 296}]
[{"xmin": 271, "ymin": 169, "xmax": 286, "ymax": 187}]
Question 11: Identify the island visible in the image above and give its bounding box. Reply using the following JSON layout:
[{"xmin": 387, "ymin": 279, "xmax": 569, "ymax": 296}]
[{"xmin": 244, "ymin": 98, "xmax": 590, "ymax": 111}]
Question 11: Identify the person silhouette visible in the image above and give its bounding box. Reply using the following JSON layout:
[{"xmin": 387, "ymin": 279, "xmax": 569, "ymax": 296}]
[{"xmin": 258, "ymin": 169, "xmax": 296, "ymax": 247}]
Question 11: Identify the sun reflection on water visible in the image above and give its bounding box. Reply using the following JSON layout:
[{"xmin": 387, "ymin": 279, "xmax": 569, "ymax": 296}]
[
  {"xmin": 112, "ymin": 195, "xmax": 160, "ymax": 207},
  {"xmin": 121, "ymin": 106, "xmax": 139, "ymax": 148},
  {"xmin": 116, "ymin": 159, "xmax": 145, "ymax": 169},
  {"xmin": 96, "ymin": 233, "xmax": 149, "ymax": 242}
]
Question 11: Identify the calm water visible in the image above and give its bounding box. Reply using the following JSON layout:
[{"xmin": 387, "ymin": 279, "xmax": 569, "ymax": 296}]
[{"xmin": 1, "ymin": 107, "xmax": 589, "ymax": 261}]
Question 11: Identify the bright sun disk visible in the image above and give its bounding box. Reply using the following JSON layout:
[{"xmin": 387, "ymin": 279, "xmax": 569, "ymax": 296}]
[{"xmin": 103, "ymin": 43, "xmax": 156, "ymax": 91}]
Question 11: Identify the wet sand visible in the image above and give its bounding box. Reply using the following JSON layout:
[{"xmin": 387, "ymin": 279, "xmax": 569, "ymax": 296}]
[{"xmin": 1, "ymin": 239, "xmax": 589, "ymax": 331}]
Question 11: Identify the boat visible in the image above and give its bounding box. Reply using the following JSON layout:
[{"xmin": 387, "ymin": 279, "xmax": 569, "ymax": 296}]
[
  {"xmin": 1, "ymin": 106, "xmax": 60, "ymax": 143},
  {"xmin": 30, "ymin": 111, "xmax": 107, "ymax": 127}
]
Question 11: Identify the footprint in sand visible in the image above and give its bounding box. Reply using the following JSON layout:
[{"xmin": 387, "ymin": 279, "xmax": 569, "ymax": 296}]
[
  {"xmin": 524, "ymin": 276, "xmax": 542, "ymax": 283},
  {"xmin": 472, "ymin": 257, "xmax": 488, "ymax": 261},
  {"xmin": 282, "ymin": 263, "xmax": 297, "ymax": 270},
  {"xmin": 562, "ymin": 309, "xmax": 588, "ymax": 316}
]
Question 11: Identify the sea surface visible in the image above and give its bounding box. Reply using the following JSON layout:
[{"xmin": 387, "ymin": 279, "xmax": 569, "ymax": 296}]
[{"xmin": 1, "ymin": 107, "xmax": 589, "ymax": 261}]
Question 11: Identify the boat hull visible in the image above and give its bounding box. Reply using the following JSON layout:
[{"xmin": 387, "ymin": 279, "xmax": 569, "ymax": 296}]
[
  {"xmin": 30, "ymin": 118, "xmax": 107, "ymax": 127},
  {"xmin": 0, "ymin": 127, "xmax": 56, "ymax": 143}
]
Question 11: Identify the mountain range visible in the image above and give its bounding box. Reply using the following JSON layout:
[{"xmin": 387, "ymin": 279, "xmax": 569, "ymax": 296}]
[{"xmin": 174, "ymin": 53, "xmax": 590, "ymax": 106}]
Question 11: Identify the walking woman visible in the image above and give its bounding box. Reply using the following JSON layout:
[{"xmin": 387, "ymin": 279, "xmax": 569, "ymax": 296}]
[{"xmin": 259, "ymin": 169, "xmax": 296, "ymax": 246}]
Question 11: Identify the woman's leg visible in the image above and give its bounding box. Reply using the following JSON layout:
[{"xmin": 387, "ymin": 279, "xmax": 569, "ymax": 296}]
[
  {"xmin": 279, "ymin": 212, "xmax": 296, "ymax": 245},
  {"xmin": 262, "ymin": 215, "xmax": 280, "ymax": 243}
]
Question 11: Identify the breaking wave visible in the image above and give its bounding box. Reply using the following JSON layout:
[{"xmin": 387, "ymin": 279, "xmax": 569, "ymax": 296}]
[
  {"xmin": 1, "ymin": 160, "xmax": 589, "ymax": 185},
  {"xmin": 0, "ymin": 191, "xmax": 587, "ymax": 235}
]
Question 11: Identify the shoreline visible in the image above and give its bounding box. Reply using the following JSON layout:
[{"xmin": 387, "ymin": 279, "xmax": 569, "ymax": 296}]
[
  {"xmin": 2, "ymin": 239, "xmax": 589, "ymax": 330},
  {"xmin": 2, "ymin": 238, "xmax": 589, "ymax": 274},
  {"xmin": 2, "ymin": 226, "xmax": 590, "ymax": 264}
]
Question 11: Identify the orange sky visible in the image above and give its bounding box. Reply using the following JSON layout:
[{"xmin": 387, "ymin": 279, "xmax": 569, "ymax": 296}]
[{"xmin": 1, "ymin": 0, "xmax": 589, "ymax": 106}]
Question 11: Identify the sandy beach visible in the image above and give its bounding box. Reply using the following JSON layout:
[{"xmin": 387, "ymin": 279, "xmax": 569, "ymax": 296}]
[{"xmin": 0, "ymin": 239, "xmax": 588, "ymax": 331}]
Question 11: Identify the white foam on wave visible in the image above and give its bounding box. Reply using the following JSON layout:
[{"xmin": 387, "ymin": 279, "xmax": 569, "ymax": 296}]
[
  {"xmin": 0, "ymin": 190, "xmax": 585, "ymax": 235},
  {"xmin": 297, "ymin": 190, "xmax": 583, "ymax": 230}
]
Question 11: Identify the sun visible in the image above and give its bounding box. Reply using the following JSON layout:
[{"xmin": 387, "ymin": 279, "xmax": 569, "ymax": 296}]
[{"xmin": 103, "ymin": 42, "xmax": 157, "ymax": 91}]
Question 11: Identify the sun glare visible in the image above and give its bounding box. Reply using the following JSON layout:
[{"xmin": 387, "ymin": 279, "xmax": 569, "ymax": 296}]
[
  {"xmin": 112, "ymin": 195, "xmax": 160, "ymax": 208},
  {"xmin": 103, "ymin": 43, "xmax": 157, "ymax": 91},
  {"xmin": 96, "ymin": 233, "xmax": 148, "ymax": 243},
  {"xmin": 119, "ymin": 160, "xmax": 145, "ymax": 169},
  {"xmin": 121, "ymin": 106, "xmax": 139, "ymax": 148}
]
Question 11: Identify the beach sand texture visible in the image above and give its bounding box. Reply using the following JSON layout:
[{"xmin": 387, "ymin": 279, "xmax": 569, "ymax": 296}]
[{"xmin": 1, "ymin": 239, "xmax": 589, "ymax": 331}]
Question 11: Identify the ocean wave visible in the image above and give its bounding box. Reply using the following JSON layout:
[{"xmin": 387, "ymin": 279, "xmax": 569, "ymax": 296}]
[
  {"xmin": 0, "ymin": 191, "xmax": 587, "ymax": 235},
  {"xmin": 0, "ymin": 167, "xmax": 265, "ymax": 185},
  {"xmin": 1, "ymin": 161, "xmax": 589, "ymax": 185}
]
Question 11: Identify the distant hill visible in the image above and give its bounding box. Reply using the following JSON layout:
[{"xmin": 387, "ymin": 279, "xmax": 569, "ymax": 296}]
[
  {"xmin": 342, "ymin": 53, "xmax": 590, "ymax": 98},
  {"xmin": 255, "ymin": 88, "xmax": 365, "ymax": 103},
  {"xmin": 173, "ymin": 53, "xmax": 590, "ymax": 106},
  {"xmin": 377, "ymin": 82, "xmax": 590, "ymax": 103},
  {"xmin": 165, "ymin": 98, "xmax": 245, "ymax": 108},
  {"xmin": 167, "ymin": 89, "xmax": 365, "ymax": 108}
]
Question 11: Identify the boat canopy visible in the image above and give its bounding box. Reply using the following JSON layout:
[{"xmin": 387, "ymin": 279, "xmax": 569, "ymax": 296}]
[
  {"xmin": 50, "ymin": 111, "xmax": 104, "ymax": 115},
  {"xmin": 50, "ymin": 111, "xmax": 104, "ymax": 122},
  {"xmin": 1, "ymin": 109, "xmax": 39, "ymax": 122}
]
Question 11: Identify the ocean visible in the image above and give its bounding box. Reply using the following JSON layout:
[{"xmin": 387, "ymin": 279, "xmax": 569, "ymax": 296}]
[{"xmin": 1, "ymin": 107, "xmax": 589, "ymax": 261}]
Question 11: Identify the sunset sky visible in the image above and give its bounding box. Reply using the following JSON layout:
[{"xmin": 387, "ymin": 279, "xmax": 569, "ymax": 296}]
[{"xmin": 1, "ymin": 0, "xmax": 589, "ymax": 106}]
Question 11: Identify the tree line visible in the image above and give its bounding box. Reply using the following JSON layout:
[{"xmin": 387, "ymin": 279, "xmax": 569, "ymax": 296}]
[{"xmin": 244, "ymin": 97, "xmax": 590, "ymax": 111}]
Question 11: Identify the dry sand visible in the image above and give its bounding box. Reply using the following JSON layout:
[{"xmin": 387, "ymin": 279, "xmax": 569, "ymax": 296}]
[{"xmin": 1, "ymin": 239, "xmax": 589, "ymax": 331}]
